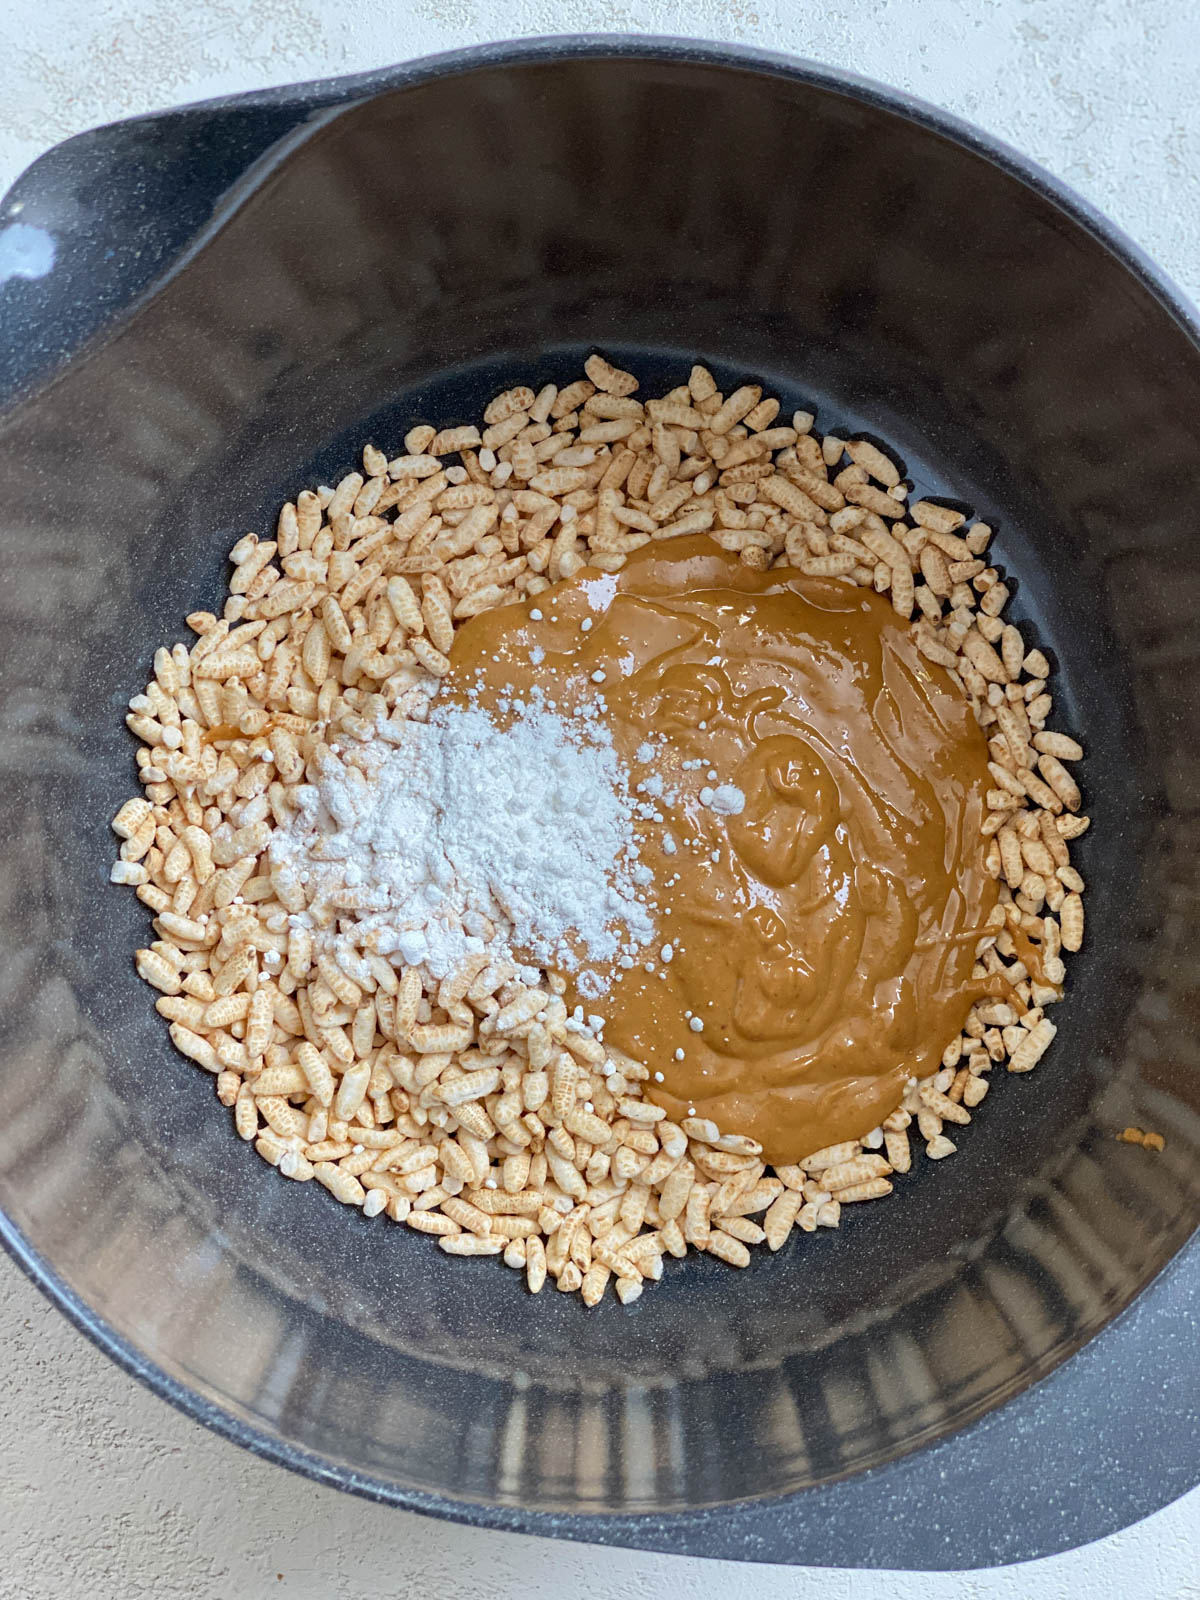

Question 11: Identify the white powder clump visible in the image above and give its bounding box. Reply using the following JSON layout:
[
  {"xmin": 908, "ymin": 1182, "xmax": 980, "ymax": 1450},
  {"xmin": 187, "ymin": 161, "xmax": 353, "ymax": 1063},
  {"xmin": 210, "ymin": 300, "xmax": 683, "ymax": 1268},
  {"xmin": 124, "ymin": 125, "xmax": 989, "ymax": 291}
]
[
  {"xmin": 271, "ymin": 698, "xmax": 654, "ymax": 992},
  {"xmin": 705, "ymin": 783, "xmax": 746, "ymax": 816}
]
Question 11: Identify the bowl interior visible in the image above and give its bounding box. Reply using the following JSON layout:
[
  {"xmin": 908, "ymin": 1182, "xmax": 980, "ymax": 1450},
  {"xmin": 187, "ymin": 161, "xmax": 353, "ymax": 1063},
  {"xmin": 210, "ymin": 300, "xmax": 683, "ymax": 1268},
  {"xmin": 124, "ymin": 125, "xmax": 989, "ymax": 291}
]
[{"xmin": 1, "ymin": 49, "xmax": 1198, "ymax": 1519}]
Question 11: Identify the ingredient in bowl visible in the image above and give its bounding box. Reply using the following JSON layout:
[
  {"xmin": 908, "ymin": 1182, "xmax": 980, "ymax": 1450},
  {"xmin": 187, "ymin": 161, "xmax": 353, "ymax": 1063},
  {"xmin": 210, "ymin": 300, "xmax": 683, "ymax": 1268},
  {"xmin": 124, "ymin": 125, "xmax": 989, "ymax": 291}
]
[
  {"xmin": 270, "ymin": 693, "xmax": 655, "ymax": 991},
  {"xmin": 450, "ymin": 542, "xmax": 1000, "ymax": 1164},
  {"xmin": 110, "ymin": 354, "xmax": 1087, "ymax": 1305},
  {"xmin": 1119, "ymin": 1127, "xmax": 1166, "ymax": 1151}
]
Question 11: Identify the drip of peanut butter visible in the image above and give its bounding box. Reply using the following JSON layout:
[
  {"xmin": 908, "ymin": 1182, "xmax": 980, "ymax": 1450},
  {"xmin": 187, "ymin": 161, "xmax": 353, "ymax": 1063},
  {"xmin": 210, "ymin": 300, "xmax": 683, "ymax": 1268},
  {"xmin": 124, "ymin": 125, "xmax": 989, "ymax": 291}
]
[{"xmin": 445, "ymin": 538, "xmax": 998, "ymax": 1165}]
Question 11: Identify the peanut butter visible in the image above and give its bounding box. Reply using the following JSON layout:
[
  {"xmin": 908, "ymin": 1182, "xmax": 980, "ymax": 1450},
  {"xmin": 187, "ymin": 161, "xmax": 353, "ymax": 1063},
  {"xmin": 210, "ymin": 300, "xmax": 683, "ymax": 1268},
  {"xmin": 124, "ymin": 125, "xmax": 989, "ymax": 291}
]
[{"xmin": 446, "ymin": 537, "xmax": 998, "ymax": 1165}]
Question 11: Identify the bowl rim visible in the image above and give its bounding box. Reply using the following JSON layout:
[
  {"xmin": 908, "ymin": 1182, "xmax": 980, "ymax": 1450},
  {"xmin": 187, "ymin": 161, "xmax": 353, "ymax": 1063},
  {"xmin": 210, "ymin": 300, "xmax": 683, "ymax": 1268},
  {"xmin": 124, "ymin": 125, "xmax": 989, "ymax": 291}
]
[{"xmin": 2, "ymin": 32, "xmax": 1198, "ymax": 1569}]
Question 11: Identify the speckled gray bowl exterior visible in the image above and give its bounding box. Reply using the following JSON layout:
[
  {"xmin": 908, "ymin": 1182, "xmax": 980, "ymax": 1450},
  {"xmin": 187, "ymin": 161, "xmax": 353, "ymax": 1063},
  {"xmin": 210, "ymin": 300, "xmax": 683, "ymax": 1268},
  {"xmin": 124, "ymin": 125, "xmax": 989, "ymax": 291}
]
[{"xmin": 0, "ymin": 36, "xmax": 1196, "ymax": 1570}]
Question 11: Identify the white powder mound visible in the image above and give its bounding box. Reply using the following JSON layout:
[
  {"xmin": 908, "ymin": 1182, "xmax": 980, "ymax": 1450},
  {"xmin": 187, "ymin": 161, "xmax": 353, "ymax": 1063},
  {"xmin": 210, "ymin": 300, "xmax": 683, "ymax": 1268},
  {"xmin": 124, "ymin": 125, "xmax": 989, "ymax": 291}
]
[
  {"xmin": 272, "ymin": 695, "xmax": 655, "ymax": 992},
  {"xmin": 703, "ymin": 783, "xmax": 746, "ymax": 816}
]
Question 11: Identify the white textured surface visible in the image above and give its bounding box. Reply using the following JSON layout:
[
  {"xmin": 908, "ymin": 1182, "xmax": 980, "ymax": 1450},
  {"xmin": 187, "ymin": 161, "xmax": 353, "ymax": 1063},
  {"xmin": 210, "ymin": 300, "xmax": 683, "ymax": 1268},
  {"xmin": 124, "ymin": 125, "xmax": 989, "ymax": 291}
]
[{"xmin": 0, "ymin": 2, "xmax": 1198, "ymax": 1595}]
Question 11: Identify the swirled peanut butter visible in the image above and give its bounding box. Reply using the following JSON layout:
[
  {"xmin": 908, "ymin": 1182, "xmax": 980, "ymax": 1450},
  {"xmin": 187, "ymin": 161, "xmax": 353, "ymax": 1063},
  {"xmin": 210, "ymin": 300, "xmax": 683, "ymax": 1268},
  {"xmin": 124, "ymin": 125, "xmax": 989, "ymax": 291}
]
[{"xmin": 445, "ymin": 537, "xmax": 998, "ymax": 1164}]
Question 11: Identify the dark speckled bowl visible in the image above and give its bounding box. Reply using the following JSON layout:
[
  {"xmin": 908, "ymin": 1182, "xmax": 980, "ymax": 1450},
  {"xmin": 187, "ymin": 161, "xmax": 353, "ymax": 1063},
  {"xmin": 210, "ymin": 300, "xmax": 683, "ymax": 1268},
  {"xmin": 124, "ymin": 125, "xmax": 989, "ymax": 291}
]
[{"xmin": 0, "ymin": 36, "xmax": 1196, "ymax": 1570}]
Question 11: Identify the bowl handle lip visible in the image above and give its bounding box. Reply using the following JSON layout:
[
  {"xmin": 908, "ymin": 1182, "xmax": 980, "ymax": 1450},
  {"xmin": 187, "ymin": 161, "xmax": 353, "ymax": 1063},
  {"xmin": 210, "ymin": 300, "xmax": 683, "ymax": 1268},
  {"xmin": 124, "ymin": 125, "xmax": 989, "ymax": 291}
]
[
  {"xmin": 1, "ymin": 29, "xmax": 1197, "ymax": 1562},
  {"xmin": 0, "ymin": 96, "xmax": 337, "ymax": 407},
  {"xmin": 0, "ymin": 32, "xmax": 1198, "ymax": 410},
  {"xmin": 2, "ymin": 1201, "xmax": 1197, "ymax": 1568}
]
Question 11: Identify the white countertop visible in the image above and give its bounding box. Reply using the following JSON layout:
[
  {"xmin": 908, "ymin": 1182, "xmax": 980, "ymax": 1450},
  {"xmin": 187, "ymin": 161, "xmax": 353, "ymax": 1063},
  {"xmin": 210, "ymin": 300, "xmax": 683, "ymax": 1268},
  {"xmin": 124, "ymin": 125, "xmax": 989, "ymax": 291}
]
[{"xmin": 0, "ymin": 2, "xmax": 1197, "ymax": 1595}]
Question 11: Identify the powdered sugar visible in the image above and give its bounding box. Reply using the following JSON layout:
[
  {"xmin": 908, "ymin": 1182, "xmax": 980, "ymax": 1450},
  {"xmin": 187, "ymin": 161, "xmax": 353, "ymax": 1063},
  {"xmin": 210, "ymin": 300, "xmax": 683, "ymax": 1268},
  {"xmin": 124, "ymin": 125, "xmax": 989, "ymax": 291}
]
[
  {"xmin": 272, "ymin": 694, "xmax": 655, "ymax": 994},
  {"xmin": 702, "ymin": 783, "xmax": 746, "ymax": 816}
]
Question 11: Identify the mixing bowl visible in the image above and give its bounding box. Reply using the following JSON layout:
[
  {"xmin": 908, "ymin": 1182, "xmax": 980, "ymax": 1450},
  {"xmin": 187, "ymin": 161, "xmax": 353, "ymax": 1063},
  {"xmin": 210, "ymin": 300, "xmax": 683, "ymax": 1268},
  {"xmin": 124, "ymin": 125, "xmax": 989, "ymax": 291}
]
[{"xmin": 0, "ymin": 36, "xmax": 1197, "ymax": 1570}]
